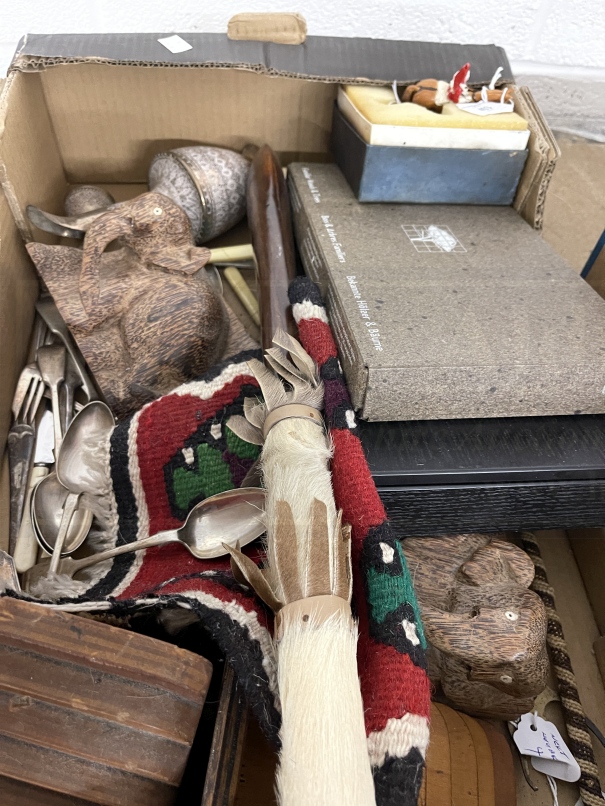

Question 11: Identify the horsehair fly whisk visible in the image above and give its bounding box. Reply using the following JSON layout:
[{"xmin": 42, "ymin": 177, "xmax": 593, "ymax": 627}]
[{"xmin": 227, "ymin": 329, "xmax": 376, "ymax": 806}]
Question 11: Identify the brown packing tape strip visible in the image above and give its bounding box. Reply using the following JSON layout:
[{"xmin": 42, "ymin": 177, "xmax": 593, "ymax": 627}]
[
  {"xmin": 459, "ymin": 712, "xmax": 496, "ymax": 806},
  {"xmin": 262, "ymin": 403, "xmax": 324, "ymax": 440},
  {"xmin": 477, "ymin": 720, "xmax": 517, "ymax": 806},
  {"xmin": 227, "ymin": 13, "xmax": 307, "ymax": 45},
  {"xmin": 437, "ymin": 703, "xmax": 479, "ymax": 805},
  {"xmin": 274, "ymin": 595, "xmax": 352, "ymax": 640},
  {"xmin": 426, "ymin": 703, "xmax": 452, "ymax": 804}
]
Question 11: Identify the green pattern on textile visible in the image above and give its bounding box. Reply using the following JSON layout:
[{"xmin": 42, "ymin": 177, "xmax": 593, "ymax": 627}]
[
  {"xmin": 173, "ymin": 443, "xmax": 232, "ymax": 511},
  {"xmin": 366, "ymin": 542, "xmax": 427, "ymax": 648},
  {"xmin": 226, "ymin": 426, "xmax": 260, "ymax": 460}
]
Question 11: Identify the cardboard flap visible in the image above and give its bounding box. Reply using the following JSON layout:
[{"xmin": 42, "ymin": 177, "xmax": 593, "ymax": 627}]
[
  {"xmin": 11, "ymin": 33, "xmax": 513, "ymax": 85},
  {"xmin": 513, "ymin": 85, "xmax": 561, "ymax": 230}
]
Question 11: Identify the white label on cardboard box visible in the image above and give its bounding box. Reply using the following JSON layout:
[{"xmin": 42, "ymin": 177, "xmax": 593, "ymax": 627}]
[
  {"xmin": 457, "ymin": 100, "xmax": 515, "ymax": 116},
  {"xmin": 157, "ymin": 35, "xmax": 193, "ymax": 54}
]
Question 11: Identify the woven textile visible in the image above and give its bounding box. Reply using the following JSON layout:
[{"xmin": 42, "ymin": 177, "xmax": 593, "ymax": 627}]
[{"xmin": 7, "ymin": 284, "xmax": 430, "ymax": 803}]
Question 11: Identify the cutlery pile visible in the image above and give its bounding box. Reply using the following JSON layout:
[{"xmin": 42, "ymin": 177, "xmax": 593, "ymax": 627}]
[{"xmin": 6, "ymin": 299, "xmax": 98, "ymax": 585}]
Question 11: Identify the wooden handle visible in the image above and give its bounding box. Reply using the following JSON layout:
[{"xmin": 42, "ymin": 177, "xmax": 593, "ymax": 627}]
[
  {"xmin": 14, "ymin": 465, "xmax": 49, "ymax": 573},
  {"xmin": 246, "ymin": 144, "xmax": 298, "ymax": 349},
  {"xmin": 276, "ymin": 612, "xmax": 376, "ymax": 805},
  {"xmin": 224, "ymin": 267, "xmax": 261, "ymax": 326},
  {"xmin": 209, "ymin": 244, "xmax": 255, "ymax": 264}
]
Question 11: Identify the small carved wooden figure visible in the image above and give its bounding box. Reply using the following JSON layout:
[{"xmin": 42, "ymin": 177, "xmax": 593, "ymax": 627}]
[
  {"xmin": 402, "ymin": 534, "xmax": 548, "ymax": 719},
  {"xmin": 401, "ymin": 78, "xmax": 449, "ymax": 111},
  {"xmin": 27, "ymin": 192, "xmax": 229, "ymax": 417}
]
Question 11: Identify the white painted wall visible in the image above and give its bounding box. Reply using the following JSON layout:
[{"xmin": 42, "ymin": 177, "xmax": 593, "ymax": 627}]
[{"xmin": 2, "ymin": 1, "xmax": 604, "ymax": 138}]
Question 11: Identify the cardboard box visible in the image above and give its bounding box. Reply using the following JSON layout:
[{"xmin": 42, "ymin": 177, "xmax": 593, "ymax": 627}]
[
  {"xmin": 331, "ymin": 103, "xmax": 528, "ymax": 204},
  {"xmin": 289, "ymin": 162, "xmax": 605, "ymax": 421},
  {"xmin": 0, "ymin": 28, "xmax": 570, "ymax": 801},
  {"xmin": 0, "ymin": 34, "xmax": 559, "ymax": 483}
]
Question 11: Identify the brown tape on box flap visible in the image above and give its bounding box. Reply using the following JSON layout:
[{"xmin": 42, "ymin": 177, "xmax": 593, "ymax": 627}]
[
  {"xmin": 227, "ymin": 13, "xmax": 307, "ymax": 45},
  {"xmin": 10, "ymin": 33, "xmax": 513, "ymax": 86}
]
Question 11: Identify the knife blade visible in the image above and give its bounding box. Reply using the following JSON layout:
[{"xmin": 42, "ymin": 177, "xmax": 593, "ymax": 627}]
[
  {"xmin": 13, "ymin": 409, "xmax": 54, "ymax": 573},
  {"xmin": 8, "ymin": 427, "xmax": 35, "ymax": 554},
  {"xmin": 34, "ymin": 408, "xmax": 55, "ymax": 464},
  {"xmin": 0, "ymin": 550, "xmax": 20, "ymax": 594}
]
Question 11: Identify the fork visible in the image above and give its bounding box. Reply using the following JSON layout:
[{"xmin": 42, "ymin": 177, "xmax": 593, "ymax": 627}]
[{"xmin": 8, "ymin": 365, "xmax": 45, "ymax": 555}]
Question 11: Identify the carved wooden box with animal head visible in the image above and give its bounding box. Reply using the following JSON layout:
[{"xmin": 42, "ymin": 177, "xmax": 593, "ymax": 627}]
[
  {"xmin": 27, "ymin": 192, "xmax": 230, "ymax": 418},
  {"xmin": 402, "ymin": 534, "xmax": 548, "ymax": 719}
]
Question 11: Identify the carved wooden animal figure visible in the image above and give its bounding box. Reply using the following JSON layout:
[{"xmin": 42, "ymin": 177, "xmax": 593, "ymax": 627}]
[
  {"xmin": 402, "ymin": 534, "xmax": 548, "ymax": 719},
  {"xmin": 401, "ymin": 79, "xmax": 448, "ymax": 111},
  {"xmin": 27, "ymin": 192, "xmax": 229, "ymax": 418}
]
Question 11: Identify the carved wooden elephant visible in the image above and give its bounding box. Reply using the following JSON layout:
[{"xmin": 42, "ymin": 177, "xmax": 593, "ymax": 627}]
[
  {"xmin": 402, "ymin": 534, "xmax": 549, "ymax": 719},
  {"xmin": 27, "ymin": 192, "xmax": 234, "ymax": 418}
]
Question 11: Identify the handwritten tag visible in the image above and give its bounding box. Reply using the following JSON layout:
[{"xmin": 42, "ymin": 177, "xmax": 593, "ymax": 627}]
[
  {"xmin": 157, "ymin": 35, "xmax": 193, "ymax": 54},
  {"xmin": 513, "ymin": 713, "xmax": 581, "ymax": 782}
]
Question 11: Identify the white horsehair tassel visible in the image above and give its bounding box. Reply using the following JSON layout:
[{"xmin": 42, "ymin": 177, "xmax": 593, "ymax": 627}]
[{"xmin": 226, "ymin": 331, "xmax": 376, "ymax": 806}]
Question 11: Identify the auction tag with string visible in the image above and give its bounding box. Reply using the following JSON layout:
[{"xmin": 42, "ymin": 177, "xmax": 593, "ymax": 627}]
[
  {"xmin": 457, "ymin": 100, "xmax": 514, "ymax": 116},
  {"xmin": 513, "ymin": 712, "xmax": 581, "ymax": 782}
]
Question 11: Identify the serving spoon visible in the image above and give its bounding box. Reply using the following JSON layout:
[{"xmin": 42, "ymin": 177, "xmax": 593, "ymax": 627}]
[
  {"xmin": 25, "ymin": 486, "xmax": 266, "ymax": 586},
  {"xmin": 47, "ymin": 400, "xmax": 115, "ymax": 574},
  {"xmin": 31, "ymin": 471, "xmax": 94, "ymax": 557}
]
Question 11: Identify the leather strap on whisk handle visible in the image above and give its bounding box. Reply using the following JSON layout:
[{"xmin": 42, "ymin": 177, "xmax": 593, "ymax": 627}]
[
  {"xmin": 274, "ymin": 595, "xmax": 352, "ymax": 640},
  {"xmin": 262, "ymin": 403, "xmax": 323, "ymax": 439}
]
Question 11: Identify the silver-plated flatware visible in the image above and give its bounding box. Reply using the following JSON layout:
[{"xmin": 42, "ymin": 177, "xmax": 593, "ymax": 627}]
[
  {"xmin": 35, "ymin": 295, "xmax": 100, "ymax": 404},
  {"xmin": 13, "ymin": 408, "xmax": 55, "ymax": 574},
  {"xmin": 8, "ymin": 364, "xmax": 45, "ymax": 554},
  {"xmin": 26, "ymin": 487, "xmax": 266, "ymax": 585},
  {"xmin": 37, "ymin": 344, "xmax": 66, "ymax": 460}
]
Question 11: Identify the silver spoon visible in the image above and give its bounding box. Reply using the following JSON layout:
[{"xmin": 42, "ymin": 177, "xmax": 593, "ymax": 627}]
[
  {"xmin": 25, "ymin": 487, "xmax": 266, "ymax": 585},
  {"xmin": 62, "ymin": 356, "xmax": 82, "ymax": 432},
  {"xmin": 31, "ymin": 472, "xmax": 94, "ymax": 557},
  {"xmin": 26, "ymin": 202, "xmax": 117, "ymax": 239},
  {"xmin": 48, "ymin": 401, "xmax": 115, "ymax": 575},
  {"xmin": 36, "ymin": 295, "xmax": 100, "ymax": 404},
  {"xmin": 37, "ymin": 343, "xmax": 66, "ymax": 460}
]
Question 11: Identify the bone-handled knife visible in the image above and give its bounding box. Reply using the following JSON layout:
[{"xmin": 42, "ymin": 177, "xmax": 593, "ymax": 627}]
[{"xmin": 13, "ymin": 409, "xmax": 54, "ymax": 574}]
